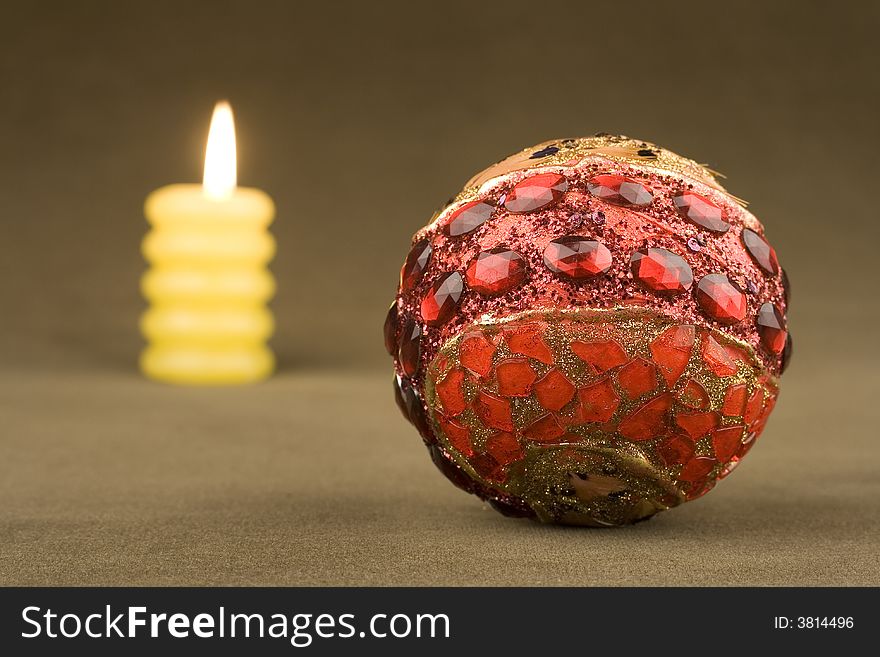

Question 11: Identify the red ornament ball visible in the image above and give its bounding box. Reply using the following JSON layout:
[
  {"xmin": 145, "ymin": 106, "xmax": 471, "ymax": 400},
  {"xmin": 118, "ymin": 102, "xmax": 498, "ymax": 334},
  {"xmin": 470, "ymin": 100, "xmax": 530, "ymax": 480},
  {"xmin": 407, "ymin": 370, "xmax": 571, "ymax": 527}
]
[{"xmin": 384, "ymin": 135, "xmax": 790, "ymax": 526}]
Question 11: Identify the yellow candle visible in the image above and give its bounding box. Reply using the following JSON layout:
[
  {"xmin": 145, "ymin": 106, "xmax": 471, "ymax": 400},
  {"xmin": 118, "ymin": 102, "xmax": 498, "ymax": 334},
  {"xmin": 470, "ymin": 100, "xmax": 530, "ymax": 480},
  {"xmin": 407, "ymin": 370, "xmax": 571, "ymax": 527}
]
[{"xmin": 140, "ymin": 101, "xmax": 276, "ymax": 385}]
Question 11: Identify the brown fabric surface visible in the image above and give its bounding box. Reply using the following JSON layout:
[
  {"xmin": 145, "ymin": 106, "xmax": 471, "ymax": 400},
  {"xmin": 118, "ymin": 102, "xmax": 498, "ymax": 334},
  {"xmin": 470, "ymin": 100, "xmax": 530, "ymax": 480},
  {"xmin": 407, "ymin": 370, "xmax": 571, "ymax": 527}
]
[
  {"xmin": 1, "ymin": 2, "xmax": 878, "ymax": 585},
  {"xmin": 1, "ymin": 367, "xmax": 877, "ymax": 586}
]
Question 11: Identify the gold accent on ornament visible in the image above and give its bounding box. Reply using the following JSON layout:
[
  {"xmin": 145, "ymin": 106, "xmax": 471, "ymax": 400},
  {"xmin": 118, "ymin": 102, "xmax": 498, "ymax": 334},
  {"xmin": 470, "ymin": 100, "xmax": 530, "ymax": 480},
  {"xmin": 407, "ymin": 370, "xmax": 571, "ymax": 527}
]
[{"xmin": 462, "ymin": 134, "xmax": 726, "ymax": 195}]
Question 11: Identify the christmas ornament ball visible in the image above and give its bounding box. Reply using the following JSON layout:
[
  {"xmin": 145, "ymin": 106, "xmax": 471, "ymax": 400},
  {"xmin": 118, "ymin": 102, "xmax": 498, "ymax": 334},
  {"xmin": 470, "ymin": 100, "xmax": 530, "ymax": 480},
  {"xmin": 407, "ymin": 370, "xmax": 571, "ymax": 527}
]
[{"xmin": 384, "ymin": 135, "xmax": 790, "ymax": 526}]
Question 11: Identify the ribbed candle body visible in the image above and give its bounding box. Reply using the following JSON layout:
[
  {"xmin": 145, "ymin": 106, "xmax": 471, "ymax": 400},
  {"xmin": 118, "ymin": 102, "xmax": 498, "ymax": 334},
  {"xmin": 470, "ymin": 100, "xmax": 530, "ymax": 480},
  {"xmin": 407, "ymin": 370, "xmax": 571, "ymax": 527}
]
[{"xmin": 140, "ymin": 184, "xmax": 276, "ymax": 385}]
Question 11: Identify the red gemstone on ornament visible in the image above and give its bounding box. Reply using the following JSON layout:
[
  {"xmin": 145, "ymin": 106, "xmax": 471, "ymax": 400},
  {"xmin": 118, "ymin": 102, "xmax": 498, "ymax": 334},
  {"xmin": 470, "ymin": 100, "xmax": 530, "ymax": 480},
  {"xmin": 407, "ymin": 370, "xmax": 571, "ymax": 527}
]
[
  {"xmin": 576, "ymin": 378, "xmax": 620, "ymax": 423},
  {"xmin": 571, "ymin": 339, "xmax": 628, "ymax": 372},
  {"xmin": 675, "ymin": 410, "xmax": 720, "ymax": 439},
  {"xmin": 586, "ymin": 174, "xmax": 653, "ymax": 207},
  {"xmin": 470, "ymin": 453, "xmax": 506, "ymax": 483},
  {"xmin": 394, "ymin": 375, "xmax": 432, "ymax": 441},
  {"xmin": 744, "ymin": 388, "xmax": 765, "ymax": 426},
  {"xmin": 400, "ymin": 238, "xmax": 432, "ymax": 292},
  {"xmin": 465, "ymin": 247, "xmax": 527, "ymax": 296},
  {"xmin": 438, "ymin": 415, "xmax": 474, "ymax": 456},
  {"xmin": 673, "ymin": 191, "xmax": 729, "ymax": 233},
  {"xmin": 384, "ymin": 303, "xmax": 398, "ymax": 356},
  {"xmin": 712, "ymin": 425, "xmax": 744, "ymax": 462},
  {"xmin": 741, "ymin": 228, "xmax": 779, "ymax": 275},
  {"xmin": 496, "ymin": 359, "xmax": 537, "ymax": 397},
  {"xmin": 678, "ymin": 456, "xmax": 717, "ymax": 483},
  {"xmin": 523, "ymin": 414, "xmax": 567, "ymax": 442},
  {"xmin": 678, "ymin": 379, "xmax": 709, "ymax": 409},
  {"xmin": 459, "ymin": 332, "xmax": 496, "ymax": 377},
  {"xmin": 695, "ymin": 274, "xmax": 748, "ymax": 324},
  {"xmin": 722, "ymin": 384, "xmax": 748, "ymax": 416},
  {"xmin": 618, "ymin": 392, "xmax": 673, "ymax": 441},
  {"xmin": 533, "ymin": 368, "xmax": 576, "ymax": 411},
  {"xmin": 685, "ymin": 478, "xmax": 716, "ymax": 500},
  {"xmin": 421, "ymin": 272, "xmax": 465, "ymax": 326},
  {"xmin": 397, "ymin": 318, "xmax": 422, "ymax": 376},
  {"xmin": 754, "ymin": 393, "xmax": 777, "ymax": 435},
  {"xmin": 504, "ymin": 325, "xmax": 554, "ymax": 364},
  {"xmin": 630, "ymin": 248, "xmax": 693, "ymax": 294},
  {"xmin": 756, "ymin": 302, "xmax": 787, "ymax": 354},
  {"xmin": 504, "ymin": 173, "xmax": 568, "ymax": 213},
  {"xmin": 617, "ymin": 358, "xmax": 659, "ymax": 399},
  {"xmin": 658, "ymin": 435, "xmax": 696, "ymax": 467},
  {"xmin": 393, "ymin": 375, "xmax": 410, "ymax": 422},
  {"xmin": 781, "ymin": 334, "xmax": 793, "ymax": 373},
  {"xmin": 485, "ymin": 431, "xmax": 524, "ymax": 465},
  {"xmin": 436, "ymin": 367, "xmax": 469, "ymax": 416},
  {"xmin": 649, "ymin": 325, "xmax": 695, "ymax": 386},
  {"xmin": 474, "ymin": 390, "xmax": 514, "ymax": 431},
  {"xmin": 543, "ymin": 236, "xmax": 612, "ymax": 279},
  {"xmin": 429, "ymin": 445, "xmax": 474, "ymax": 492},
  {"xmin": 725, "ymin": 343, "xmax": 749, "ymax": 366},
  {"xmin": 444, "ymin": 200, "xmax": 494, "ymax": 236},
  {"xmin": 702, "ymin": 333, "xmax": 738, "ymax": 377}
]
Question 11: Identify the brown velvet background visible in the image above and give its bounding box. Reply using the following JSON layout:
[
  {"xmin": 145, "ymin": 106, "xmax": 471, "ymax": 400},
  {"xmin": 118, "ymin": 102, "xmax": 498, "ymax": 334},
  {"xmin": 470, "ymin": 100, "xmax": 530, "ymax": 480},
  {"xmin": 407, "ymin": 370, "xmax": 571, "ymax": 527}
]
[{"xmin": 1, "ymin": 0, "xmax": 878, "ymax": 585}]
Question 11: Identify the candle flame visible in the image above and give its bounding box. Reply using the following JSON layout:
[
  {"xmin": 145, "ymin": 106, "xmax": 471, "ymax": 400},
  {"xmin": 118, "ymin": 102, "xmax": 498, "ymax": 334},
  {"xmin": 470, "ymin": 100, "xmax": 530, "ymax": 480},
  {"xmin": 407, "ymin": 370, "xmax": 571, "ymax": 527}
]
[{"xmin": 203, "ymin": 101, "xmax": 237, "ymax": 200}]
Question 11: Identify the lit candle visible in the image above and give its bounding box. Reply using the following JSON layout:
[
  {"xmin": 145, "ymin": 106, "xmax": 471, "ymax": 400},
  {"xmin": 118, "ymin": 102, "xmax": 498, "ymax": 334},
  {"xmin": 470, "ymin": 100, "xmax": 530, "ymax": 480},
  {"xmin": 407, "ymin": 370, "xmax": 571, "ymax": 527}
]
[{"xmin": 140, "ymin": 101, "xmax": 276, "ymax": 385}]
